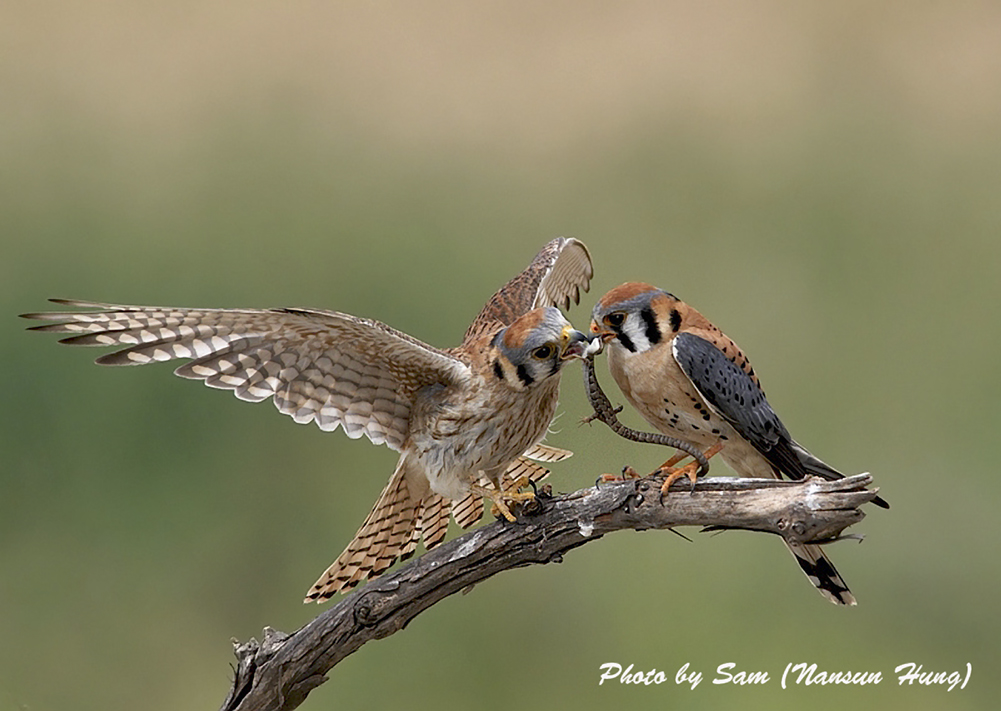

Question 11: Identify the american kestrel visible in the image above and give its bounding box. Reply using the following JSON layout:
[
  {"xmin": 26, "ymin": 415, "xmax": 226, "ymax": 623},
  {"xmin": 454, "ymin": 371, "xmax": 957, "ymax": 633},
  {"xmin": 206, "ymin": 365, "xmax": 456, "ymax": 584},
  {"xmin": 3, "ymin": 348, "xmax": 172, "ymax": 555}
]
[
  {"xmin": 590, "ymin": 282, "xmax": 888, "ymax": 605},
  {"xmin": 21, "ymin": 238, "xmax": 594, "ymax": 602}
]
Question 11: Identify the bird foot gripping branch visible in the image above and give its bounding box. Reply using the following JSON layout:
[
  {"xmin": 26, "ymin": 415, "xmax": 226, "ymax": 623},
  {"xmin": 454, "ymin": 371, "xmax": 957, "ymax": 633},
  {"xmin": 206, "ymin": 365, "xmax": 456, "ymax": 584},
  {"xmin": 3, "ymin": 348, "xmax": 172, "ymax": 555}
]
[{"xmin": 472, "ymin": 475, "xmax": 541, "ymax": 522}]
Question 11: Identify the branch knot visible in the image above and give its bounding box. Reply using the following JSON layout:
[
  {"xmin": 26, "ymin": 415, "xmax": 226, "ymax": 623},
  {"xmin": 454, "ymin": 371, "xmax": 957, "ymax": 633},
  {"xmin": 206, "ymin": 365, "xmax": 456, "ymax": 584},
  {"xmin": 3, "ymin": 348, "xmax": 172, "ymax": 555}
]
[{"xmin": 353, "ymin": 589, "xmax": 395, "ymax": 628}]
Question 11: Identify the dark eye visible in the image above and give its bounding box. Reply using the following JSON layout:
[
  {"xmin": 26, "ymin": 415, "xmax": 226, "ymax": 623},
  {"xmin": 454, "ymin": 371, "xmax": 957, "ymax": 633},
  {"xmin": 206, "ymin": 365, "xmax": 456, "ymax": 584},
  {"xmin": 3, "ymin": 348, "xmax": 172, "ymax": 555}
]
[
  {"xmin": 604, "ymin": 312, "xmax": 625, "ymax": 328},
  {"xmin": 532, "ymin": 344, "xmax": 555, "ymax": 360}
]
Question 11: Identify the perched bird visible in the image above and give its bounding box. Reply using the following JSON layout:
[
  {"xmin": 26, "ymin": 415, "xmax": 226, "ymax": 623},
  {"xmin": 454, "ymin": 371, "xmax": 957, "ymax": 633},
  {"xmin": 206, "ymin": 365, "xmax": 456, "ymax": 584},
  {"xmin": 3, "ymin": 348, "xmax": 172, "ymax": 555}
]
[
  {"xmin": 590, "ymin": 282, "xmax": 887, "ymax": 605},
  {"xmin": 21, "ymin": 237, "xmax": 593, "ymax": 601}
]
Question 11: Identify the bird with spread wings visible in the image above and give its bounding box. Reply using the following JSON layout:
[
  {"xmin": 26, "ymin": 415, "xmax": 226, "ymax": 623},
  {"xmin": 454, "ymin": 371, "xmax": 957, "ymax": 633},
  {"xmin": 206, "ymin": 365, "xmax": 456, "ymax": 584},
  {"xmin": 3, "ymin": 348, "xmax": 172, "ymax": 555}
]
[{"xmin": 22, "ymin": 238, "xmax": 594, "ymax": 601}]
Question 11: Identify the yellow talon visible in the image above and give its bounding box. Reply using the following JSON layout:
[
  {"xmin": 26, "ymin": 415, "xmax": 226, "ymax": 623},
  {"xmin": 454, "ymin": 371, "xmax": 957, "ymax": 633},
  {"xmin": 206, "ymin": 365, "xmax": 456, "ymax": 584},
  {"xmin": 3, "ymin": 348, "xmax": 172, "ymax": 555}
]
[
  {"xmin": 658, "ymin": 462, "xmax": 701, "ymax": 495},
  {"xmin": 656, "ymin": 442, "xmax": 725, "ymax": 496},
  {"xmin": 471, "ymin": 478, "xmax": 536, "ymax": 522},
  {"xmin": 596, "ymin": 466, "xmax": 641, "ymax": 484},
  {"xmin": 504, "ymin": 474, "xmax": 533, "ymax": 494}
]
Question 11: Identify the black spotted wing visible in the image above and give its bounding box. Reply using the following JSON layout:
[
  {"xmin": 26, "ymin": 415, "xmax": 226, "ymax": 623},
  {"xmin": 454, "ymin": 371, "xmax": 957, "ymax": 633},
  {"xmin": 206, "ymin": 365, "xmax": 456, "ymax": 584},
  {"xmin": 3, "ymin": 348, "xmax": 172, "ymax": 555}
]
[
  {"xmin": 672, "ymin": 331, "xmax": 888, "ymax": 508},
  {"xmin": 671, "ymin": 332, "xmax": 792, "ymax": 459}
]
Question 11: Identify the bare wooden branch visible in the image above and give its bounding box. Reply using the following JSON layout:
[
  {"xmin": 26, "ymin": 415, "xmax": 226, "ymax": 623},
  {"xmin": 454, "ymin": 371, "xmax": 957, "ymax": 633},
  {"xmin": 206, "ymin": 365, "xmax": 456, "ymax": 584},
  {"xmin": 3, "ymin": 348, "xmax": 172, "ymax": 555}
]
[{"xmin": 220, "ymin": 471, "xmax": 880, "ymax": 711}]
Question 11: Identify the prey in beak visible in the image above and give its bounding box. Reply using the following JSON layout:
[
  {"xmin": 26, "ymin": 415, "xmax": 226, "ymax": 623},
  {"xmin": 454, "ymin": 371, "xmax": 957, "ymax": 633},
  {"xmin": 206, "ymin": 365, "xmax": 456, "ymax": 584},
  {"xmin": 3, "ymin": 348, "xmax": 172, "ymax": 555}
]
[{"xmin": 559, "ymin": 325, "xmax": 595, "ymax": 360}]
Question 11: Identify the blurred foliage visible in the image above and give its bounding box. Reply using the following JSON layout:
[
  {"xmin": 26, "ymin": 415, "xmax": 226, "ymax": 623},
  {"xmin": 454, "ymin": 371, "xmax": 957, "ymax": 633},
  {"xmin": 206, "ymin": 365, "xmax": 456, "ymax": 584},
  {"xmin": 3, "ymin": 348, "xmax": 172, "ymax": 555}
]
[{"xmin": 2, "ymin": 3, "xmax": 1000, "ymax": 710}]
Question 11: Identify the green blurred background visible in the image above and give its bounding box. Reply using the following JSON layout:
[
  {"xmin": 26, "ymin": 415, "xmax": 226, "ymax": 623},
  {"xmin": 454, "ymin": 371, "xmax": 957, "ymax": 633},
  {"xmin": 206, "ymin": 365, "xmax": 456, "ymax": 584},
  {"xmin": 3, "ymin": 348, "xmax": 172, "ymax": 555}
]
[{"xmin": 3, "ymin": 2, "xmax": 999, "ymax": 709}]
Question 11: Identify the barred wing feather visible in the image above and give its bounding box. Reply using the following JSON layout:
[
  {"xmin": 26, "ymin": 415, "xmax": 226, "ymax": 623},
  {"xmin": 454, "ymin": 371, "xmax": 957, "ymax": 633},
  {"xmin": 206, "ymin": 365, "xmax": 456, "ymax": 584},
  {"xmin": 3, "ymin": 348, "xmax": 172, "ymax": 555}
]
[{"xmin": 22, "ymin": 299, "xmax": 471, "ymax": 452}]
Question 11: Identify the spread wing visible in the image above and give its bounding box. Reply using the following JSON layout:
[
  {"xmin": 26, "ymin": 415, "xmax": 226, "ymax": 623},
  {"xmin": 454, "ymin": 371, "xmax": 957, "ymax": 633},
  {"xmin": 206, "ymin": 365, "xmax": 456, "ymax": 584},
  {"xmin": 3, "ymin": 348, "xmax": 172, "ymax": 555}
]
[
  {"xmin": 22, "ymin": 299, "xmax": 471, "ymax": 452},
  {"xmin": 462, "ymin": 237, "xmax": 593, "ymax": 343}
]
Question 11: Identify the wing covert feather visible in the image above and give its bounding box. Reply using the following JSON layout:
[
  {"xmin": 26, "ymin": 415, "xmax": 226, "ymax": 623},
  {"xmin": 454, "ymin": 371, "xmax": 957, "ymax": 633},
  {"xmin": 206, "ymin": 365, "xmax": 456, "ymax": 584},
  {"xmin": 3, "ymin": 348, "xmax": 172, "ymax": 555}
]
[
  {"xmin": 462, "ymin": 237, "xmax": 593, "ymax": 343},
  {"xmin": 22, "ymin": 300, "xmax": 471, "ymax": 451},
  {"xmin": 671, "ymin": 332, "xmax": 790, "ymax": 455}
]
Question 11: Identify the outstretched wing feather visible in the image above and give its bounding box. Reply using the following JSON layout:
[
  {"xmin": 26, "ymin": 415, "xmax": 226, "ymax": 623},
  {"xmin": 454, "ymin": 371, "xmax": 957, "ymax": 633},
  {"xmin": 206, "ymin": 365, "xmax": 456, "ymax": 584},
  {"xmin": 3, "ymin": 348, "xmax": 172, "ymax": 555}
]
[
  {"xmin": 22, "ymin": 300, "xmax": 470, "ymax": 452},
  {"xmin": 462, "ymin": 237, "xmax": 593, "ymax": 343}
]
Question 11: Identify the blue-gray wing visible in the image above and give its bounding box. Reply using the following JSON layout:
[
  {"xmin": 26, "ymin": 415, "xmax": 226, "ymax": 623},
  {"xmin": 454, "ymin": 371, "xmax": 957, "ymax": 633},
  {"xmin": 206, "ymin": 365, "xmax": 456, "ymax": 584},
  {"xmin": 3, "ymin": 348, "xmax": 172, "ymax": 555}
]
[
  {"xmin": 671, "ymin": 332, "xmax": 794, "ymax": 466},
  {"xmin": 672, "ymin": 331, "xmax": 889, "ymax": 507}
]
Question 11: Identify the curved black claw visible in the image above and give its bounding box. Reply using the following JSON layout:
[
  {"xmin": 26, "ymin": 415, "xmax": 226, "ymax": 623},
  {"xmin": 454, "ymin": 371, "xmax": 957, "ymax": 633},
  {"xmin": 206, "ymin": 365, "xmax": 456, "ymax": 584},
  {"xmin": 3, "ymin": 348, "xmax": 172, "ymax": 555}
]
[
  {"xmin": 594, "ymin": 465, "xmax": 639, "ymax": 488},
  {"xmin": 658, "ymin": 472, "xmax": 700, "ymax": 506}
]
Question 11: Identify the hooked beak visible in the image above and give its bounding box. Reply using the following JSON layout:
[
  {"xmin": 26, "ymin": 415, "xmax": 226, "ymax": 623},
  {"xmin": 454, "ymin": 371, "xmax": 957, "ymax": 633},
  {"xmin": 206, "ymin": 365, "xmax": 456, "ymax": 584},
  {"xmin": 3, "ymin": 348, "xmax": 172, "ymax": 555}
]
[
  {"xmin": 589, "ymin": 319, "xmax": 616, "ymax": 343},
  {"xmin": 559, "ymin": 326, "xmax": 592, "ymax": 360}
]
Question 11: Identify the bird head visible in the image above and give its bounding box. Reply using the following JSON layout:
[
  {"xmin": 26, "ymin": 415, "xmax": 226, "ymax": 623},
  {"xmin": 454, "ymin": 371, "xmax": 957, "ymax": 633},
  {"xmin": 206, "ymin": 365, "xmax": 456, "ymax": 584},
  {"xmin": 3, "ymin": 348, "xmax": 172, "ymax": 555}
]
[
  {"xmin": 490, "ymin": 307, "xmax": 589, "ymax": 389},
  {"xmin": 590, "ymin": 282, "xmax": 681, "ymax": 355}
]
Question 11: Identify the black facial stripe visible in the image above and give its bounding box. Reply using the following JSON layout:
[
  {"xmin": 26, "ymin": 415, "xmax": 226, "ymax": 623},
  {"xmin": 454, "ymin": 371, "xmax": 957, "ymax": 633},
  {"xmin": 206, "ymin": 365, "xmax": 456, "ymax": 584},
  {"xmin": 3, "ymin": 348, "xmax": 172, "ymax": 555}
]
[
  {"xmin": 616, "ymin": 328, "xmax": 637, "ymax": 353},
  {"xmin": 640, "ymin": 306, "xmax": 662, "ymax": 345},
  {"xmin": 669, "ymin": 308, "xmax": 682, "ymax": 333},
  {"xmin": 493, "ymin": 359, "xmax": 505, "ymax": 381},
  {"xmin": 516, "ymin": 363, "xmax": 535, "ymax": 387}
]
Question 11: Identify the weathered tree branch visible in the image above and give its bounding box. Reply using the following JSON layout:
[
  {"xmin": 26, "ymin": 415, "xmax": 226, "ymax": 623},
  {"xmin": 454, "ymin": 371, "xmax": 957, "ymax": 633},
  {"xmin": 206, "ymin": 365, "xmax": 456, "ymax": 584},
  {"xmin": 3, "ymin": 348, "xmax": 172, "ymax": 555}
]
[{"xmin": 220, "ymin": 471, "xmax": 880, "ymax": 711}]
